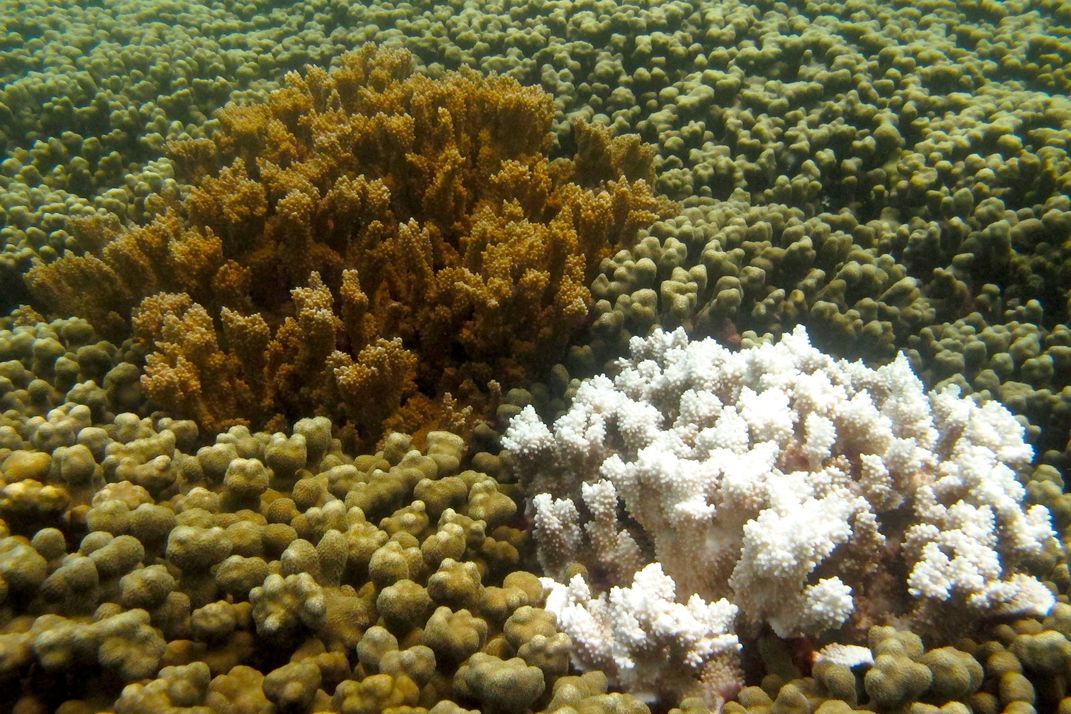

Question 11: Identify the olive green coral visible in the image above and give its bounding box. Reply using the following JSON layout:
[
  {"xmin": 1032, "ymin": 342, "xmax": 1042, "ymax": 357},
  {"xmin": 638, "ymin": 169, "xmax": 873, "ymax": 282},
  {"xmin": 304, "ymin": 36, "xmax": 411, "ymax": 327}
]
[
  {"xmin": 454, "ymin": 652, "xmax": 546, "ymax": 713},
  {"xmin": 0, "ymin": 397, "xmax": 580, "ymax": 710}
]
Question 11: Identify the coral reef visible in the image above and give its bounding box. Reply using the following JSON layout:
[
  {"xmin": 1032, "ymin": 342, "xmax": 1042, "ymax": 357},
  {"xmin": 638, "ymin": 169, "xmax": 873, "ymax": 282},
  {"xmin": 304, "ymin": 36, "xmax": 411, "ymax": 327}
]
[
  {"xmin": 0, "ymin": 390, "xmax": 616, "ymax": 712},
  {"xmin": 26, "ymin": 44, "xmax": 672, "ymax": 447},
  {"xmin": 505, "ymin": 326, "xmax": 1057, "ymax": 704},
  {"xmin": 514, "ymin": 193, "xmax": 1071, "ymax": 489},
  {"xmin": 3, "ymin": 0, "xmax": 1071, "ymax": 711}
]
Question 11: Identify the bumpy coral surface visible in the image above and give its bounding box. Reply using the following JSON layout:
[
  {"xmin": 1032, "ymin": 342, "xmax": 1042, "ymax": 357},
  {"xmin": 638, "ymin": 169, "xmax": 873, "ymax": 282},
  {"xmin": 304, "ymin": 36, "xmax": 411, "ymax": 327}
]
[
  {"xmin": 0, "ymin": 399, "xmax": 605, "ymax": 712},
  {"xmin": 25, "ymin": 44, "xmax": 672, "ymax": 447},
  {"xmin": 505, "ymin": 326, "xmax": 1056, "ymax": 704}
]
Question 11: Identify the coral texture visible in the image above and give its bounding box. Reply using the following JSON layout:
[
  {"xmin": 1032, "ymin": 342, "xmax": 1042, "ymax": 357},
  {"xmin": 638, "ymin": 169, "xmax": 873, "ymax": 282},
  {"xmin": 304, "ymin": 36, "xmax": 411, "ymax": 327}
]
[
  {"xmin": 505, "ymin": 325, "xmax": 1056, "ymax": 704},
  {"xmin": 26, "ymin": 44, "xmax": 672, "ymax": 447},
  {"xmin": 0, "ymin": 397, "xmax": 608, "ymax": 712},
  {"xmin": 4, "ymin": 0, "xmax": 1071, "ymax": 711}
]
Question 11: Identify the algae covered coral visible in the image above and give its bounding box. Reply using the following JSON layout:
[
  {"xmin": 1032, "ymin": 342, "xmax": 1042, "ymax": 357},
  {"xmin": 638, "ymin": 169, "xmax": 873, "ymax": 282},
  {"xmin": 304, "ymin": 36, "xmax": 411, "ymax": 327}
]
[{"xmin": 3, "ymin": 0, "xmax": 1071, "ymax": 712}]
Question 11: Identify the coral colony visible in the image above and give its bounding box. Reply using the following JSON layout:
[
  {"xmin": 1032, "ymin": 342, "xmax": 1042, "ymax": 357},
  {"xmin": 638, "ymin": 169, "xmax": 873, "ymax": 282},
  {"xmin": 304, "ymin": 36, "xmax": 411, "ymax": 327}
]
[
  {"xmin": 505, "ymin": 326, "xmax": 1055, "ymax": 705},
  {"xmin": 25, "ymin": 46, "xmax": 673, "ymax": 448},
  {"xmin": 2, "ymin": 0, "xmax": 1071, "ymax": 710}
]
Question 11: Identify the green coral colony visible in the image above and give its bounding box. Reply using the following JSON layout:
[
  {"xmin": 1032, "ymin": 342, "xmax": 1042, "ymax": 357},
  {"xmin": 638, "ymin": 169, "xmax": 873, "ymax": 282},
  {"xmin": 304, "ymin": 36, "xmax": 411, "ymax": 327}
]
[{"xmin": 1, "ymin": 0, "xmax": 1071, "ymax": 712}]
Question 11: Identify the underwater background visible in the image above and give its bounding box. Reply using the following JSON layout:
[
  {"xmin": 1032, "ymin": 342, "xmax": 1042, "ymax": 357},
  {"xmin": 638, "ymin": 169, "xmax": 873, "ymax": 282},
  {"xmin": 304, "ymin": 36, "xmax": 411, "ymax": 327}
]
[{"xmin": 1, "ymin": 0, "xmax": 1071, "ymax": 711}]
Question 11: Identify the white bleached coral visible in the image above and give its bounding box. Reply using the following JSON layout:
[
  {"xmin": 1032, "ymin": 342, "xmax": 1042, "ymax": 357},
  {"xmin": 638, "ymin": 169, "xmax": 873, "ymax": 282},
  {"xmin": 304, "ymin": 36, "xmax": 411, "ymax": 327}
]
[
  {"xmin": 542, "ymin": 563, "xmax": 741, "ymax": 707},
  {"xmin": 505, "ymin": 325, "xmax": 1055, "ymax": 703}
]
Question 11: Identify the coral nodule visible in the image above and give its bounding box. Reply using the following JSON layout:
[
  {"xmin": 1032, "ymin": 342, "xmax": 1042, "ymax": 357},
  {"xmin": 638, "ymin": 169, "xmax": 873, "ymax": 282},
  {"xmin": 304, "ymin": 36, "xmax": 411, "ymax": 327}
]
[{"xmin": 25, "ymin": 43, "xmax": 674, "ymax": 449}]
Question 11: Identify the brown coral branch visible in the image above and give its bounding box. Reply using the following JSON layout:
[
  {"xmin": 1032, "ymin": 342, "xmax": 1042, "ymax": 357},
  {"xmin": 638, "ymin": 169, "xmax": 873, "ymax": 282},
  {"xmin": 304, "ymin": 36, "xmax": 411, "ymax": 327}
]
[{"xmin": 26, "ymin": 43, "xmax": 675, "ymax": 449}]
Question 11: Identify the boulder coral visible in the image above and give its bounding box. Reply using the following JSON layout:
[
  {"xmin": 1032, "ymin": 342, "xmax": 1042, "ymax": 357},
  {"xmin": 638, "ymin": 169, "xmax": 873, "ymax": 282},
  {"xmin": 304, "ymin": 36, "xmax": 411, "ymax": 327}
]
[{"xmin": 0, "ymin": 402, "xmax": 617, "ymax": 712}]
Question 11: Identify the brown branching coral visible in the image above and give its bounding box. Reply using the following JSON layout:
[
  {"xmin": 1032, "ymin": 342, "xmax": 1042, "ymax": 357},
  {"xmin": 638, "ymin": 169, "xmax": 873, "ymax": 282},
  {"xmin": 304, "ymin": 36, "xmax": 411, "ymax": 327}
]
[
  {"xmin": 132, "ymin": 293, "xmax": 255, "ymax": 433},
  {"xmin": 26, "ymin": 44, "xmax": 674, "ymax": 447}
]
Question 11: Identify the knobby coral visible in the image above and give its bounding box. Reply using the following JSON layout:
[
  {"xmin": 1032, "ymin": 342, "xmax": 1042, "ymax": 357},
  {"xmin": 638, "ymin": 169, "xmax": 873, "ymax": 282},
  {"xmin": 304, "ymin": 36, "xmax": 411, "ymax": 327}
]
[{"xmin": 26, "ymin": 44, "xmax": 674, "ymax": 448}]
